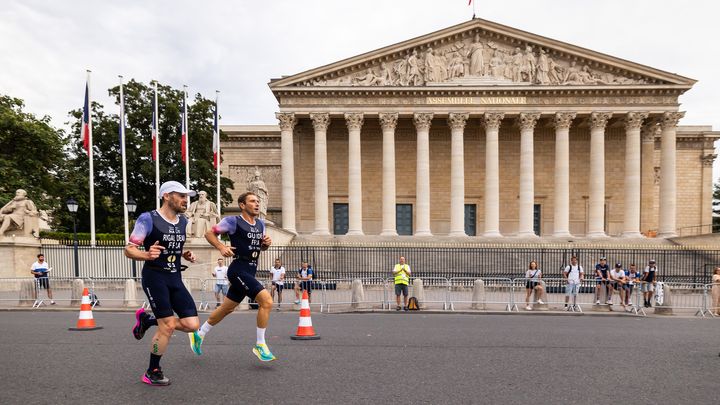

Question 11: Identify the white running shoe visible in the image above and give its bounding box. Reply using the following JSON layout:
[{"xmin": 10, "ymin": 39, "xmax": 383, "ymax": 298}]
[
  {"xmin": 595, "ymin": 300, "xmax": 601, "ymax": 305},
  {"xmin": 537, "ymin": 299, "xmax": 545, "ymax": 305},
  {"xmin": 525, "ymin": 306, "xmax": 532, "ymax": 310}
]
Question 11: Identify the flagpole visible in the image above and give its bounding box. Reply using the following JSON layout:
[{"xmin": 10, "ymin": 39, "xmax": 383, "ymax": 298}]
[
  {"xmin": 154, "ymin": 81, "xmax": 160, "ymax": 210},
  {"xmin": 215, "ymin": 90, "xmax": 221, "ymax": 216},
  {"xmin": 119, "ymin": 75, "xmax": 129, "ymax": 243},
  {"xmin": 87, "ymin": 70, "xmax": 96, "ymax": 246},
  {"xmin": 183, "ymin": 85, "xmax": 190, "ymax": 204}
]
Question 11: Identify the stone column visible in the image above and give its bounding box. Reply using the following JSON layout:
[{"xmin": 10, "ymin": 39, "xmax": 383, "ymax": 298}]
[
  {"xmin": 658, "ymin": 111, "xmax": 685, "ymax": 238},
  {"xmin": 640, "ymin": 124, "xmax": 659, "ymax": 234},
  {"xmin": 413, "ymin": 113, "xmax": 434, "ymax": 236},
  {"xmin": 345, "ymin": 113, "xmax": 365, "ymax": 235},
  {"xmin": 448, "ymin": 112, "xmax": 469, "ymax": 237},
  {"xmin": 276, "ymin": 112, "xmax": 297, "ymax": 234},
  {"xmin": 622, "ymin": 112, "xmax": 648, "ymax": 237},
  {"xmin": 310, "ymin": 113, "xmax": 331, "ymax": 236},
  {"xmin": 553, "ymin": 112, "xmax": 576, "ymax": 237},
  {"xmin": 483, "ymin": 113, "xmax": 504, "ymax": 237},
  {"xmin": 587, "ymin": 112, "xmax": 612, "ymax": 237},
  {"xmin": 517, "ymin": 113, "xmax": 540, "ymax": 237},
  {"xmin": 701, "ymin": 153, "xmax": 717, "ymax": 229},
  {"xmin": 379, "ymin": 113, "xmax": 399, "ymax": 236}
]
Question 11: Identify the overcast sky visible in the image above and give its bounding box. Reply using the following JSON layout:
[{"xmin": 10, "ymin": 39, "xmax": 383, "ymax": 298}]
[{"xmin": 2, "ymin": 0, "xmax": 719, "ymax": 181}]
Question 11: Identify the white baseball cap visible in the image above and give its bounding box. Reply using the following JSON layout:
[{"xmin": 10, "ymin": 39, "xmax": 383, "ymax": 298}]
[{"xmin": 159, "ymin": 181, "xmax": 197, "ymax": 198}]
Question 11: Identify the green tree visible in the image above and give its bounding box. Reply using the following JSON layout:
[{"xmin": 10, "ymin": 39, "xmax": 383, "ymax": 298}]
[
  {"xmin": 0, "ymin": 95, "xmax": 67, "ymax": 212},
  {"xmin": 58, "ymin": 80, "xmax": 233, "ymax": 233}
]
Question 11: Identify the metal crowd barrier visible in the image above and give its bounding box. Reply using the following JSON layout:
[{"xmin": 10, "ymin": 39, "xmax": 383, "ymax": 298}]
[
  {"xmin": 448, "ymin": 277, "xmax": 514, "ymax": 311},
  {"xmin": 321, "ymin": 277, "xmax": 387, "ymax": 313},
  {"xmin": 652, "ymin": 282, "xmax": 708, "ymax": 317},
  {"xmin": 703, "ymin": 283, "xmax": 720, "ymax": 318}
]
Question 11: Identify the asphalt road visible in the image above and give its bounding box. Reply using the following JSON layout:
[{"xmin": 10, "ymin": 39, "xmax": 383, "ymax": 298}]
[{"xmin": 2, "ymin": 311, "xmax": 719, "ymax": 404}]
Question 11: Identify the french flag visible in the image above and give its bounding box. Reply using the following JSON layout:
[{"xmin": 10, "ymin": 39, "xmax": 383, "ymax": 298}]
[
  {"xmin": 151, "ymin": 94, "xmax": 157, "ymax": 160},
  {"xmin": 213, "ymin": 101, "xmax": 219, "ymax": 168},
  {"xmin": 181, "ymin": 94, "xmax": 187, "ymax": 163},
  {"xmin": 82, "ymin": 82, "xmax": 91, "ymax": 156}
]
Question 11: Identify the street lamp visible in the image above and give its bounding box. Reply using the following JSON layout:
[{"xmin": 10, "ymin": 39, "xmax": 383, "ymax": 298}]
[
  {"xmin": 125, "ymin": 197, "xmax": 137, "ymax": 277},
  {"xmin": 66, "ymin": 197, "xmax": 79, "ymax": 278}
]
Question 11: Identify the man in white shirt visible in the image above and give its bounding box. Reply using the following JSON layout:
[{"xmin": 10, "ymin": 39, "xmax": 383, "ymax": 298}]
[
  {"xmin": 563, "ymin": 256, "xmax": 584, "ymax": 310},
  {"xmin": 30, "ymin": 253, "xmax": 54, "ymax": 305},
  {"xmin": 269, "ymin": 258, "xmax": 286, "ymax": 309},
  {"xmin": 212, "ymin": 258, "xmax": 229, "ymax": 307},
  {"xmin": 609, "ymin": 263, "xmax": 627, "ymax": 307}
]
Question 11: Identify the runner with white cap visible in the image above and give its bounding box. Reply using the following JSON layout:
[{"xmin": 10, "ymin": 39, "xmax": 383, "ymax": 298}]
[{"xmin": 125, "ymin": 181, "xmax": 202, "ymax": 386}]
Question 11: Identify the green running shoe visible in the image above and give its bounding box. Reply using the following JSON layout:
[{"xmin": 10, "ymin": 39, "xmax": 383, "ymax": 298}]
[
  {"xmin": 188, "ymin": 331, "xmax": 203, "ymax": 355},
  {"xmin": 252, "ymin": 343, "xmax": 276, "ymax": 362}
]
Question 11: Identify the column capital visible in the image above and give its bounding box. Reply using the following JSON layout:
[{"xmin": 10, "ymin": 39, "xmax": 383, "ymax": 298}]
[
  {"xmin": 518, "ymin": 112, "xmax": 541, "ymax": 131},
  {"xmin": 344, "ymin": 112, "xmax": 364, "ymax": 130},
  {"xmin": 309, "ymin": 112, "xmax": 330, "ymax": 131},
  {"xmin": 660, "ymin": 111, "xmax": 686, "ymax": 129},
  {"xmin": 702, "ymin": 153, "xmax": 717, "ymax": 167},
  {"xmin": 590, "ymin": 112, "xmax": 613, "ymax": 130},
  {"xmin": 275, "ymin": 112, "xmax": 297, "ymax": 131},
  {"xmin": 482, "ymin": 112, "xmax": 505, "ymax": 130},
  {"xmin": 624, "ymin": 112, "xmax": 649, "ymax": 131},
  {"xmin": 553, "ymin": 112, "xmax": 577, "ymax": 129},
  {"xmin": 379, "ymin": 112, "xmax": 399, "ymax": 131},
  {"xmin": 413, "ymin": 112, "xmax": 434, "ymax": 130},
  {"xmin": 447, "ymin": 112, "xmax": 470, "ymax": 130}
]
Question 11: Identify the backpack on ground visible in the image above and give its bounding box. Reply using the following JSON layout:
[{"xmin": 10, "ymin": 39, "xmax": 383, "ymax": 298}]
[{"xmin": 407, "ymin": 296, "xmax": 419, "ymax": 311}]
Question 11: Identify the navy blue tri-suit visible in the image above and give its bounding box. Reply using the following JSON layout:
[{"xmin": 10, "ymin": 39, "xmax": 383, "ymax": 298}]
[
  {"xmin": 129, "ymin": 210, "xmax": 197, "ymax": 319},
  {"xmin": 210, "ymin": 215, "xmax": 265, "ymax": 303}
]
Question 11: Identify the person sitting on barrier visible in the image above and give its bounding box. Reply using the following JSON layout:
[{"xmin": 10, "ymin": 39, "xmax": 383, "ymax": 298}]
[
  {"xmin": 563, "ymin": 256, "xmax": 584, "ymax": 310},
  {"xmin": 30, "ymin": 253, "xmax": 54, "ymax": 305},
  {"xmin": 624, "ymin": 264, "xmax": 639, "ymax": 306},
  {"xmin": 294, "ymin": 261, "xmax": 314, "ymax": 304},
  {"xmin": 392, "ymin": 256, "xmax": 412, "ymax": 311},
  {"xmin": 524, "ymin": 260, "xmax": 545, "ymax": 310},
  {"xmin": 594, "ymin": 256, "xmax": 612, "ymax": 305},
  {"xmin": 270, "ymin": 258, "xmax": 286, "ymax": 309},
  {"xmin": 609, "ymin": 263, "xmax": 627, "ymax": 308},
  {"xmin": 212, "ymin": 258, "xmax": 229, "ymax": 307},
  {"xmin": 711, "ymin": 266, "xmax": 720, "ymax": 316},
  {"xmin": 641, "ymin": 259, "xmax": 658, "ymax": 308}
]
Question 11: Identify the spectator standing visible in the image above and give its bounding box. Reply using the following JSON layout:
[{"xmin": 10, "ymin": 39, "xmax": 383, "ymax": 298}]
[
  {"xmin": 563, "ymin": 256, "xmax": 584, "ymax": 310},
  {"xmin": 624, "ymin": 264, "xmax": 640, "ymax": 306},
  {"xmin": 594, "ymin": 256, "xmax": 612, "ymax": 305},
  {"xmin": 30, "ymin": 253, "xmax": 54, "ymax": 305},
  {"xmin": 711, "ymin": 267, "xmax": 720, "ymax": 316},
  {"xmin": 269, "ymin": 259, "xmax": 286, "ymax": 309},
  {"xmin": 294, "ymin": 261, "xmax": 314, "ymax": 304},
  {"xmin": 393, "ymin": 256, "xmax": 412, "ymax": 311},
  {"xmin": 641, "ymin": 259, "xmax": 658, "ymax": 308},
  {"xmin": 212, "ymin": 258, "xmax": 229, "ymax": 307},
  {"xmin": 524, "ymin": 260, "xmax": 545, "ymax": 310}
]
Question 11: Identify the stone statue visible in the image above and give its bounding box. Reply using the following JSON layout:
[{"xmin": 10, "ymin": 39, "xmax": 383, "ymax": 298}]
[
  {"xmin": 468, "ymin": 34, "xmax": 485, "ymax": 76},
  {"xmin": 536, "ymin": 49, "xmax": 550, "ymax": 84},
  {"xmin": 423, "ymin": 48, "xmax": 445, "ymax": 83},
  {"xmin": 0, "ymin": 189, "xmax": 38, "ymax": 236},
  {"xmin": 448, "ymin": 52, "xmax": 465, "ymax": 79},
  {"xmin": 547, "ymin": 56, "xmax": 564, "ymax": 84},
  {"xmin": 247, "ymin": 170, "xmax": 269, "ymax": 220},
  {"xmin": 511, "ymin": 47, "xmax": 524, "ymax": 82},
  {"xmin": 352, "ymin": 69, "xmax": 382, "ymax": 86},
  {"xmin": 489, "ymin": 49, "xmax": 505, "ymax": 78},
  {"xmin": 186, "ymin": 191, "xmax": 220, "ymax": 238},
  {"xmin": 406, "ymin": 49, "xmax": 423, "ymax": 86},
  {"xmin": 393, "ymin": 59, "xmax": 407, "ymax": 86},
  {"xmin": 521, "ymin": 45, "xmax": 536, "ymax": 83}
]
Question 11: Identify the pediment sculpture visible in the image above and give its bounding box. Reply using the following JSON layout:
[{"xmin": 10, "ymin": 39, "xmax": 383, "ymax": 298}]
[{"xmin": 296, "ymin": 33, "xmax": 649, "ymax": 87}]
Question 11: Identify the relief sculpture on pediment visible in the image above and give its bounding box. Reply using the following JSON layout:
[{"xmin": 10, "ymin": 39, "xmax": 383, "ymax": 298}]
[{"xmin": 298, "ymin": 31, "xmax": 649, "ymax": 88}]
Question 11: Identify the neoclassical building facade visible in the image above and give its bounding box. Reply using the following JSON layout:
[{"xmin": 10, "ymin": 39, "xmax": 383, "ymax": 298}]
[{"xmin": 222, "ymin": 19, "xmax": 718, "ymax": 238}]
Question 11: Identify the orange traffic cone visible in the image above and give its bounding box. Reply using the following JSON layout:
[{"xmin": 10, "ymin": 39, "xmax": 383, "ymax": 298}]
[
  {"xmin": 290, "ymin": 290, "xmax": 320, "ymax": 340},
  {"xmin": 68, "ymin": 287, "xmax": 103, "ymax": 331}
]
